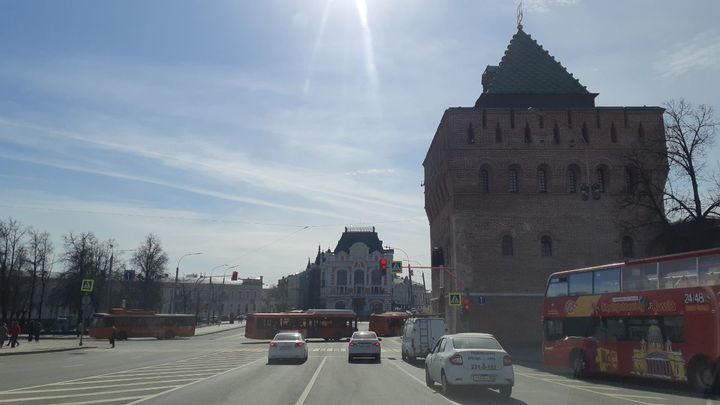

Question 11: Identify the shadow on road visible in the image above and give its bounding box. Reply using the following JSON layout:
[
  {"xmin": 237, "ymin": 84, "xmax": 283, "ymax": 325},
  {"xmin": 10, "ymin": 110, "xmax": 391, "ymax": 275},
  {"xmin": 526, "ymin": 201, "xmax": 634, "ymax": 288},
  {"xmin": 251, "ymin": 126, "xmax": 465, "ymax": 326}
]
[
  {"xmin": 428, "ymin": 385, "xmax": 526, "ymax": 405},
  {"xmin": 516, "ymin": 361, "xmax": 717, "ymax": 401}
]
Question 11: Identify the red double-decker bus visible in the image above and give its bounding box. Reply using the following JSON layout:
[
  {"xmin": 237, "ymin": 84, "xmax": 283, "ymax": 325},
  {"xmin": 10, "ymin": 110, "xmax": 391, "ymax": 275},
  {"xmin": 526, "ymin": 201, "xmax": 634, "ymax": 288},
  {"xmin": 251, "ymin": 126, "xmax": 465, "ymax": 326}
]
[
  {"xmin": 245, "ymin": 309, "xmax": 357, "ymax": 340},
  {"xmin": 543, "ymin": 248, "xmax": 720, "ymax": 393}
]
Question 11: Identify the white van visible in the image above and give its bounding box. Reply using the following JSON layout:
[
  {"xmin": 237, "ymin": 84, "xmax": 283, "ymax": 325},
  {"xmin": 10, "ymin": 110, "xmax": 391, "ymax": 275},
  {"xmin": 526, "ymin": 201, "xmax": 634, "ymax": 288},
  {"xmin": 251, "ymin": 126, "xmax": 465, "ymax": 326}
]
[{"xmin": 401, "ymin": 317, "xmax": 447, "ymax": 361}]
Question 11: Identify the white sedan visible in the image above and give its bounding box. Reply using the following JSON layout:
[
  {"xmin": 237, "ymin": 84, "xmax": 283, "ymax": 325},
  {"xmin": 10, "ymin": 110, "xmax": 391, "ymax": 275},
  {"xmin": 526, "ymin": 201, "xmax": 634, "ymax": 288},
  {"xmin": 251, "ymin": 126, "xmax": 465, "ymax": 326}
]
[
  {"xmin": 267, "ymin": 332, "xmax": 308, "ymax": 363},
  {"xmin": 348, "ymin": 331, "xmax": 382, "ymax": 363},
  {"xmin": 425, "ymin": 333, "xmax": 514, "ymax": 398}
]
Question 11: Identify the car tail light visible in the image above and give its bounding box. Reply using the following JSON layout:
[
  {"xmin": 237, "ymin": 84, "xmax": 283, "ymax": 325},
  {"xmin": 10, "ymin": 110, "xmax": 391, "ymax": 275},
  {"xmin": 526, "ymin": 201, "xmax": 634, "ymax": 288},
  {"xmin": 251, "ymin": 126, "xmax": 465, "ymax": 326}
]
[
  {"xmin": 295, "ymin": 341, "xmax": 305, "ymax": 347},
  {"xmin": 269, "ymin": 341, "xmax": 277, "ymax": 347},
  {"xmin": 373, "ymin": 341, "xmax": 381, "ymax": 347},
  {"xmin": 349, "ymin": 341, "xmax": 357, "ymax": 347},
  {"xmin": 449, "ymin": 354, "xmax": 463, "ymax": 365},
  {"xmin": 503, "ymin": 355, "xmax": 512, "ymax": 366}
]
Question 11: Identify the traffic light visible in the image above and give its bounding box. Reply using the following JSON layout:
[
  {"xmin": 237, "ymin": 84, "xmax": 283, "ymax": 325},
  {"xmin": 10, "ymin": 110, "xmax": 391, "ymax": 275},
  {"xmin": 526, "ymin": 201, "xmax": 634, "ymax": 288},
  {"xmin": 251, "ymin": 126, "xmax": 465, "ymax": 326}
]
[
  {"xmin": 231, "ymin": 271, "xmax": 238, "ymax": 281},
  {"xmin": 380, "ymin": 258, "xmax": 388, "ymax": 275},
  {"xmin": 431, "ymin": 246, "xmax": 445, "ymax": 267},
  {"xmin": 462, "ymin": 297, "xmax": 471, "ymax": 312}
]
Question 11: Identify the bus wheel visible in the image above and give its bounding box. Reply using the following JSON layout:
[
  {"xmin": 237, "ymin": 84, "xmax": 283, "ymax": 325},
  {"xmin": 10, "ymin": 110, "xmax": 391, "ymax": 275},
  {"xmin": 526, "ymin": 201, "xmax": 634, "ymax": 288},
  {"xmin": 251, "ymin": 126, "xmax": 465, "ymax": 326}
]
[
  {"xmin": 571, "ymin": 350, "xmax": 586, "ymax": 378},
  {"xmin": 117, "ymin": 331, "xmax": 128, "ymax": 341},
  {"xmin": 165, "ymin": 331, "xmax": 175, "ymax": 340},
  {"xmin": 689, "ymin": 357, "xmax": 717, "ymax": 394}
]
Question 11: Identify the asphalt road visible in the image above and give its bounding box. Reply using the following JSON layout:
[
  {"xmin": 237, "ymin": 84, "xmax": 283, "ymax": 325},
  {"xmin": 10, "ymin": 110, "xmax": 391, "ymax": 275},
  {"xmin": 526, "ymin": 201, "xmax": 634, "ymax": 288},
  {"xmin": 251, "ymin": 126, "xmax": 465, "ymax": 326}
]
[{"xmin": 0, "ymin": 325, "xmax": 717, "ymax": 404}]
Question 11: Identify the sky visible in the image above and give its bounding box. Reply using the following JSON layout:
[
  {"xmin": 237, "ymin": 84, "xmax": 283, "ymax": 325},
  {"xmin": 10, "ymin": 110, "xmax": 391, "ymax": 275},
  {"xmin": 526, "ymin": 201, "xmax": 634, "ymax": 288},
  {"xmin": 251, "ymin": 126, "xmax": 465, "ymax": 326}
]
[{"xmin": 1, "ymin": 0, "xmax": 719, "ymax": 286}]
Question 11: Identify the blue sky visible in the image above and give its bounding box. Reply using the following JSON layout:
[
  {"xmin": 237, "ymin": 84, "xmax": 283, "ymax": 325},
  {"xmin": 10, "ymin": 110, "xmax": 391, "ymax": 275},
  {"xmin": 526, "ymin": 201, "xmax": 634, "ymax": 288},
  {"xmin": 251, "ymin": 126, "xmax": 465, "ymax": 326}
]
[{"xmin": 1, "ymin": 0, "xmax": 719, "ymax": 285}]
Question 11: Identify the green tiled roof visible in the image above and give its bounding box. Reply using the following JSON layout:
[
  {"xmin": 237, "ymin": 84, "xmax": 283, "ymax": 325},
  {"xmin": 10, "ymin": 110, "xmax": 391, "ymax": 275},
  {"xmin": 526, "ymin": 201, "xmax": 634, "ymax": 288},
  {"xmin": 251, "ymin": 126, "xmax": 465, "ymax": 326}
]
[{"xmin": 486, "ymin": 28, "xmax": 589, "ymax": 95}]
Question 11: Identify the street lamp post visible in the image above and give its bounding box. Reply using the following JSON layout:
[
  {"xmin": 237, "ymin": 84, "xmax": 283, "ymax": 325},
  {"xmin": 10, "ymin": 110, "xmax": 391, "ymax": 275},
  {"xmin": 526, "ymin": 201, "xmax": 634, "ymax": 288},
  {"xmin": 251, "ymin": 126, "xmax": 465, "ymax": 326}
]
[
  {"xmin": 384, "ymin": 246, "xmax": 418, "ymax": 310},
  {"xmin": 206, "ymin": 264, "xmax": 228, "ymax": 322},
  {"xmin": 172, "ymin": 252, "xmax": 202, "ymax": 314}
]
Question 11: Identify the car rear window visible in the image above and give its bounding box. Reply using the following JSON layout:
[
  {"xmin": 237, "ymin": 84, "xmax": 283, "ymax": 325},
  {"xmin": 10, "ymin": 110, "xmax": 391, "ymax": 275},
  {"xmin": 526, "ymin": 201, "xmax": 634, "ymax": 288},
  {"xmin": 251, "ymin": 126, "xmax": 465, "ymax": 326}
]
[
  {"xmin": 452, "ymin": 337, "xmax": 502, "ymax": 350},
  {"xmin": 274, "ymin": 333, "xmax": 301, "ymax": 341},
  {"xmin": 352, "ymin": 332, "xmax": 377, "ymax": 339}
]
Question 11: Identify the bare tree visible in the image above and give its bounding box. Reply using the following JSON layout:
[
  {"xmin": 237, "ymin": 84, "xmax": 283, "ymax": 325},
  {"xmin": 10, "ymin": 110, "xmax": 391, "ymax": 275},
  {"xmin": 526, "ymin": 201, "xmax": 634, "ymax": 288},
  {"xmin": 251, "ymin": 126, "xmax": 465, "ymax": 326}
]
[
  {"xmin": 131, "ymin": 234, "xmax": 168, "ymax": 310},
  {"xmin": 0, "ymin": 218, "xmax": 27, "ymax": 322},
  {"xmin": 663, "ymin": 99, "xmax": 720, "ymax": 222},
  {"xmin": 25, "ymin": 230, "xmax": 53, "ymax": 321}
]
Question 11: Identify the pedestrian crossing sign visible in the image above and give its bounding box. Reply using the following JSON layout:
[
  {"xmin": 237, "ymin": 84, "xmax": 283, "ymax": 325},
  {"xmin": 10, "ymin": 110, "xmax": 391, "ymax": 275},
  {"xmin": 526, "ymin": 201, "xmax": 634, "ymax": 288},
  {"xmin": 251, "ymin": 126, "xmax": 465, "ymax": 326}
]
[
  {"xmin": 448, "ymin": 292, "xmax": 461, "ymax": 307},
  {"xmin": 80, "ymin": 278, "xmax": 94, "ymax": 293},
  {"xmin": 391, "ymin": 261, "xmax": 403, "ymax": 274}
]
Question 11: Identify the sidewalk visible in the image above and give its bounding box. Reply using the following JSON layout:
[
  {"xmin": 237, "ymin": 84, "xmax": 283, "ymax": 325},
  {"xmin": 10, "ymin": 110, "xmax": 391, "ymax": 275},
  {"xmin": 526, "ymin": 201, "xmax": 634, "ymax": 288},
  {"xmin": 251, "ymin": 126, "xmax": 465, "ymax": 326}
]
[
  {"xmin": 0, "ymin": 321, "xmax": 244, "ymax": 356},
  {"xmin": 194, "ymin": 320, "xmax": 245, "ymax": 336},
  {"xmin": 0, "ymin": 337, "xmax": 99, "ymax": 357}
]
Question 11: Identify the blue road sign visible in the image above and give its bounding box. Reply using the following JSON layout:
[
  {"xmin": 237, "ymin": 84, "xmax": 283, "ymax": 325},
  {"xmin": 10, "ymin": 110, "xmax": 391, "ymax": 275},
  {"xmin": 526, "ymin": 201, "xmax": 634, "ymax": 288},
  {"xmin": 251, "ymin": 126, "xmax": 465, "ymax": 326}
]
[
  {"xmin": 124, "ymin": 270, "xmax": 135, "ymax": 281},
  {"xmin": 477, "ymin": 295, "xmax": 486, "ymax": 305}
]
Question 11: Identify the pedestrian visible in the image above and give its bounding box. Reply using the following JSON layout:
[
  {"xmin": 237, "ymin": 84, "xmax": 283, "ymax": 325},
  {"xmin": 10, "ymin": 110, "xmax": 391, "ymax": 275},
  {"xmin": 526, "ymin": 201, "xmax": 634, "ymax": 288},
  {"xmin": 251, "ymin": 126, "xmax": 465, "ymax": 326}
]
[
  {"xmin": 34, "ymin": 320, "xmax": 40, "ymax": 342},
  {"xmin": 9, "ymin": 321, "xmax": 20, "ymax": 348},
  {"xmin": 0, "ymin": 323, "xmax": 7, "ymax": 348},
  {"xmin": 27, "ymin": 320, "xmax": 35, "ymax": 342},
  {"xmin": 110, "ymin": 326, "xmax": 117, "ymax": 348}
]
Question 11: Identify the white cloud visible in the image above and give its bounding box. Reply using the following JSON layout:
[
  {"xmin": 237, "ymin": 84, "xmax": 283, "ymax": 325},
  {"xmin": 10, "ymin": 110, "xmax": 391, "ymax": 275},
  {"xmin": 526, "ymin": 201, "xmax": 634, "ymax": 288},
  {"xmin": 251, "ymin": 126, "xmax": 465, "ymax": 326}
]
[
  {"xmin": 523, "ymin": 0, "xmax": 580, "ymax": 13},
  {"xmin": 657, "ymin": 31, "xmax": 720, "ymax": 78}
]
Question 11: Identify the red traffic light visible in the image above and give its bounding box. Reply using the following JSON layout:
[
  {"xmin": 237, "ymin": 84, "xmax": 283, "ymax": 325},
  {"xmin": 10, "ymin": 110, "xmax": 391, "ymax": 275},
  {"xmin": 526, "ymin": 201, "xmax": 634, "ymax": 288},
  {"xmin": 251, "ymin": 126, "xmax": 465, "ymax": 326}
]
[
  {"xmin": 231, "ymin": 271, "xmax": 238, "ymax": 281},
  {"xmin": 380, "ymin": 258, "xmax": 388, "ymax": 275},
  {"xmin": 462, "ymin": 297, "xmax": 471, "ymax": 311}
]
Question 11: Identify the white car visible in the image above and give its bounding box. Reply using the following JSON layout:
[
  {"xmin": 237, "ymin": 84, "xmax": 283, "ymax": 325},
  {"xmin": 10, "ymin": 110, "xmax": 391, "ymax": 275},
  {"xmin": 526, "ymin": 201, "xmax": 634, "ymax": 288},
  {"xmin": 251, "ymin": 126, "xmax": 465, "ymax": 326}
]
[
  {"xmin": 267, "ymin": 332, "xmax": 308, "ymax": 363},
  {"xmin": 348, "ymin": 331, "xmax": 382, "ymax": 363},
  {"xmin": 425, "ymin": 333, "xmax": 514, "ymax": 398}
]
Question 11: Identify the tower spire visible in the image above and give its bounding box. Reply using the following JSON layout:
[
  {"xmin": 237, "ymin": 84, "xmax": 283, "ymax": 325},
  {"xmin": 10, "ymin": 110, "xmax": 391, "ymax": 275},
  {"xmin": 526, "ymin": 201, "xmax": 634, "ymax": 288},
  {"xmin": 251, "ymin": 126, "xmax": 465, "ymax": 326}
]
[{"xmin": 516, "ymin": 0, "xmax": 524, "ymax": 30}]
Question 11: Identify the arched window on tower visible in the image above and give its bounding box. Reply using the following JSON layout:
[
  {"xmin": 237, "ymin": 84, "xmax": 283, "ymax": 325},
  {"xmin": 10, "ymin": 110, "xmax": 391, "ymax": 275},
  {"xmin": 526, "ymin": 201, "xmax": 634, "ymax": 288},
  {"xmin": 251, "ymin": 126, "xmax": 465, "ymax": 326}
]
[
  {"xmin": 479, "ymin": 168, "xmax": 490, "ymax": 193},
  {"xmin": 622, "ymin": 236, "xmax": 634, "ymax": 258},
  {"xmin": 567, "ymin": 165, "xmax": 579, "ymax": 193},
  {"xmin": 508, "ymin": 167, "xmax": 519, "ymax": 193},
  {"xmin": 581, "ymin": 122, "xmax": 589, "ymax": 143},
  {"xmin": 537, "ymin": 167, "xmax": 548, "ymax": 193},
  {"xmin": 638, "ymin": 123, "xmax": 645, "ymax": 145},
  {"xmin": 524, "ymin": 122, "xmax": 532, "ymax": 143},
  {"xmin": 541, "ymin": 236, "xmax": 553, "ymax": 257},
  {"xmin": 553, "ymin": 122, "xmax": 560, "ymax": 144},
  {"xmin": 596, "ymin": 165, "xmax": 609, "ymax": 193},
  {"xmin": 610, "ymin": 122, "xmax": 618, "ymax": 143},
  {"xmin": 495, "ymin": 122, "xmax": 503, "ymax": 142},
  {"xmin": 467, "ymin": 122, "xmax": 475, "ymax": 144},
  {"xmin": 502, "ymin": 235, "xmax": 514, "ymax": 257}
]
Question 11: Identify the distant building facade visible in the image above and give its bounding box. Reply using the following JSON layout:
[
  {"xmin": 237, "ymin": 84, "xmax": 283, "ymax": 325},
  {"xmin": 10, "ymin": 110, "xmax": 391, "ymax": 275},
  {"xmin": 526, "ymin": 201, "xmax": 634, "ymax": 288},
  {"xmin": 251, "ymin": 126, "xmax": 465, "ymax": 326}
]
[
  {"xmin": 391, "ymin": 277, "xmax": 427, "ymax": 311},
  {"xmin": 317, "ymin": 227, "xmax": 394, "ymax": 319},
  {"xmin": 424, "ymin": 26, "xmax": 668, "ymax": 345},
  {"xmin": 160, "ymin": 276, "xmax": 265, "ymax": 318}
]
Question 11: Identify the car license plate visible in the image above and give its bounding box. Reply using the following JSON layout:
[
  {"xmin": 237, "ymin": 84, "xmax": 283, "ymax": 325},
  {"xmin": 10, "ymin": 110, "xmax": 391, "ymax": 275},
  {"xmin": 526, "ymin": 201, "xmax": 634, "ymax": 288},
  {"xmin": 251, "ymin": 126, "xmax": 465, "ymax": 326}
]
[{"xmin": 473, "ymin": 375, "xmax": 495, "ymax": 382}]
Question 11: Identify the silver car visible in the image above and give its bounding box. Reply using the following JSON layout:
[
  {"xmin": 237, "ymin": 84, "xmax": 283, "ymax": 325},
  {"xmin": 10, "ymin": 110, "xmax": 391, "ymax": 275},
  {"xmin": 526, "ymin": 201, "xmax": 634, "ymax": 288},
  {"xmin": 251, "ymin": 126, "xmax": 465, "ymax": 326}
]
[
  {"xmin": 348, "ymin": 331, "xmax": 382, "ymax": 363},
  {"xmin": 267, "ymin": 332, "xmax": 308, "ymax": 363}
]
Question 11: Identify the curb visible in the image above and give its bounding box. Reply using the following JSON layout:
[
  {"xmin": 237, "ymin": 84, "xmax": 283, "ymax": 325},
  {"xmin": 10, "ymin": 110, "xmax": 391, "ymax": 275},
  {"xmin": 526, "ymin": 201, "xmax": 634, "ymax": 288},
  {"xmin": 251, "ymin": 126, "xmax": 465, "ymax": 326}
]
[{"xmin": 0, "ymin": 346, "xmax": 98, "ymax": 357}]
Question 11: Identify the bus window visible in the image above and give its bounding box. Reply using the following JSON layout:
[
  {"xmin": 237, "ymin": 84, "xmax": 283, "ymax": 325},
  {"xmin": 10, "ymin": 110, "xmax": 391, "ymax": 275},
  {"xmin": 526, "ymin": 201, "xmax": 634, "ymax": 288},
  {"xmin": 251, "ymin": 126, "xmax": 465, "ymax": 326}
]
[
  {"xmin": 604, "ymin": 317, "xmax": 626, "ymax": 341},
  {"xmin": 545, "ymin": 319, "xmax": 563, "ymax": 341},
  {"xmin": 699, "ymin": 255, "xmax": 720, "ymax": 286},
  {"xmin": 564, "ymin": 317, "xmax": 594, "ymax": 337},
  {"xmin": 661, "ymin": 317, "xmax": 683, "ymax": 343},
  {"xmin": 594, "ymin": 268, "xmax": 620, "ymax": 294},
  {"xmin": 622, "ymin": 263, "xmax": 657, "ymax": 292},
  {"xmin": 569, "ymin": 272, "xmax": 592, "ymax": 296},
  {"xmin": 546, "ymin": 276, "xmax": 568, "ymax": 297},
  {"xmin": 660, "ymin": 258, "xmax": 698, "ymax": 289}
]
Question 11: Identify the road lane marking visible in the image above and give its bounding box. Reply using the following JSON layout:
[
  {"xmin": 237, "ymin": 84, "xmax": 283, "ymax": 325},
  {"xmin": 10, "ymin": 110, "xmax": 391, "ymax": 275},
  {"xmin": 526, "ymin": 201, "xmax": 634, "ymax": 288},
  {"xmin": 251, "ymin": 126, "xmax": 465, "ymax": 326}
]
[
  {"xmin": 387, "ymin": 361, "xmax": 458, "ymax": 405},
  {"xmin": 9, "ymin": 379, "xmax": 199, "ymax": 393},
  {"xmin": 126, "ymin": 359, "xmax": 261, "ymax": 405},
  {"xmin": 59, "ymin": 395, "xmax": 148, "ymax": 405},
  {"xmin": 294, "ymin": 356, "xmax": 327, "ymax": 405},
  {"xmin": 0, "ymin": 386, "xmax": 179, "ymax": 403},
  {"xmin": 517, "ymin": 372, "xmax": 666, "ymax": 405}
]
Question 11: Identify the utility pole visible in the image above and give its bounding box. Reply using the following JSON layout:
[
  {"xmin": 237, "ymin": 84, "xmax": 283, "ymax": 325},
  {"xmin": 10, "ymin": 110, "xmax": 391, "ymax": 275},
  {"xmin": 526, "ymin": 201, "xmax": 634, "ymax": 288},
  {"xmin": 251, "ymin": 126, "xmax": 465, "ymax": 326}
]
[
  {"xmin": 408, "ymin": 263, "xmax": 415, "ymax": 309},
  {"xmin": 421, "ymin": 271, "xmax": 427, "ymax": 307},
  {"xmin": 106, "ymin": 245, "xmax": 114, "ymax": 311}
]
